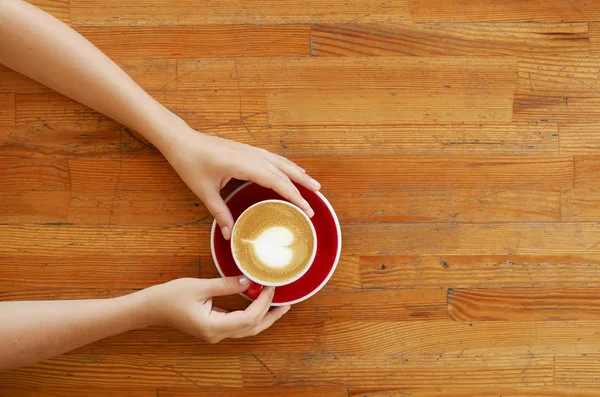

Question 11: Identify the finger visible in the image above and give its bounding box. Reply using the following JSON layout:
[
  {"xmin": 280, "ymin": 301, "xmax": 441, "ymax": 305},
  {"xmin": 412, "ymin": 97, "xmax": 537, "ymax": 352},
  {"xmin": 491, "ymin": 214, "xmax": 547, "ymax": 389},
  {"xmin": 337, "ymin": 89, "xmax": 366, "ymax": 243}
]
[
  {"xmin": 201, "ymin": 188, "xmax": 235, "ymax": 240},
  {"xmin": 201, "ymin": 276, "xmax": 250, "ymax": 298},
  {"xmin": 212, "ymin": 307, "xmax": 228, "ymax": 314},
  {"xmin": 233, "ymin": 305, "xmax": 291, "ymax": 338},
  {"xmin": 256, "ymin": 167, "xmax": 314, "ymax": 218},
  {"xmin": 213, "ymin": 286, "xmax": 275, "ymax": 334},
  {"xmin": 271, "ymin": 154, "xmax": 321, "ymax": 192}
]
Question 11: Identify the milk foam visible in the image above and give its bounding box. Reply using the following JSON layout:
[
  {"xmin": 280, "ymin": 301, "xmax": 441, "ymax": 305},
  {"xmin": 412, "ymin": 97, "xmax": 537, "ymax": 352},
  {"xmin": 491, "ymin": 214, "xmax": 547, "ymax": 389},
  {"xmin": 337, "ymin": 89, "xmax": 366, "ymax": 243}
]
[{"xmin": 243, "ymin": 226, "xmax": 295, "ymax": 269}]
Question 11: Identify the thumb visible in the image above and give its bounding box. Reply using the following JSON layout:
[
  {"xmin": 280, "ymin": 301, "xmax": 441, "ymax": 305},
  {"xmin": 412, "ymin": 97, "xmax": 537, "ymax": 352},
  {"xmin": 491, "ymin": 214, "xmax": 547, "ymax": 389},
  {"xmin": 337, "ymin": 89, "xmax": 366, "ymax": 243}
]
[
  {"xmin": 201, "ymin": 188, "xmax": 235, "ymax": 240},
  {"xmin": 201, "ymin": 276, "xmax": 250, "ymax": 298}
]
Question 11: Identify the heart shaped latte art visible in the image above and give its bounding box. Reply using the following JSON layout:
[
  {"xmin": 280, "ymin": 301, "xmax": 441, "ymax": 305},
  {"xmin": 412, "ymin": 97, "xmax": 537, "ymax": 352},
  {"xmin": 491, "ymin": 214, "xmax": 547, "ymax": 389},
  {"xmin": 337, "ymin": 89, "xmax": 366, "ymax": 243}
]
[{"xmin": 244, "ymin": 226, "xmax": 295, "ymax": 268}]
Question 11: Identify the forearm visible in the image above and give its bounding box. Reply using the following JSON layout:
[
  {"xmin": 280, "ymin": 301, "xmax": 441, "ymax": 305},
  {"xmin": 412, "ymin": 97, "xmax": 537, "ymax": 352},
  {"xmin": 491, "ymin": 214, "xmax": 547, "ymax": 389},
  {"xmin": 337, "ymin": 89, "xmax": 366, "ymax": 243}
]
[
  {"xmin": 0, "ymin": 0, "xmax": 183, "ymax": 150},
  {"xmin": 0, "ymin": 291, "xmax": 153, "ymax": 372}
]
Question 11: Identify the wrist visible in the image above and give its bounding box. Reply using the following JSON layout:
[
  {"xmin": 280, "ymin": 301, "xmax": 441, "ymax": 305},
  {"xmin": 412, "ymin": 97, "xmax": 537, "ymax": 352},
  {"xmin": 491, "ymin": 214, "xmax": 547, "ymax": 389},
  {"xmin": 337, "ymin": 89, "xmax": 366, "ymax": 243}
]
[
  {"xmin": 122, "ymin": 286, "xmax": 163, "ymax": 329},
  {"xmin": 132, "ymin": 102, "xmax": 194, "ymax": 155}
]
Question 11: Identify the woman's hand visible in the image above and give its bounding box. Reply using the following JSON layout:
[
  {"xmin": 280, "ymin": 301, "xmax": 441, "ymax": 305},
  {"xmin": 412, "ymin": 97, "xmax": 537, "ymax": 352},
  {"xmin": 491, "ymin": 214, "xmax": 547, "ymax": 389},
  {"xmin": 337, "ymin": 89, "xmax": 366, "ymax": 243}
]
[
  {"xmin": 142, "ymin": 277, "xmax": 290, "ymax": 343},
  {"xmin": 162, "ymin": 126, "xmax": 321, "ymax": 240}
]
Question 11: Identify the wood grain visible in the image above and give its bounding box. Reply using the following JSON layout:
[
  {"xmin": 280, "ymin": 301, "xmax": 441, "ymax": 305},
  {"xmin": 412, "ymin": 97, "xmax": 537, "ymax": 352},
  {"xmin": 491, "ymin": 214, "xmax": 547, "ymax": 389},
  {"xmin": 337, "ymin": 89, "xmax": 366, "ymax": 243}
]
[
  {"xmin": 312, "ymin": 23, "xmax": 590, "ymax": 57},
  {"xmin": 1, "ymin": 354, "xmax": 242, "ymax": 389},
  {"xmin": 562, "ymin": 156, "xmax": 600, "ymax": 221},
  {"xmin": 176, "ymin": 57, "xmax": 517, "ymax": 91},
  {"xmin": 350, "ymin": 388, "xmax": 600, "ymax": 397},
  {"xmin": 560, "ymin": 123, "xmax": 600, "ymax": 154},
  {"xmin": 77, "ymin": 26, "xmax": 311, "ymax": 59},
  {"xmin": 0, "ymin": 256, "xmax": 199, "ymax": 290},
  {"xmin": 0, "ymin": 94, "xmax": 15, "ymax": 126},
  {"xmin": 410, "ymin": 0, "xmax": 600, "ymax": 23},
  {"xmin": 28, "ymin": 0, "xmax": 70, "ymax": 24},
  {"xmin": 5, "ymin": 0, "xmax": 600, "ymax": 393},
  {"xmin": 241, "ymin": 353, "xmax": 553, "ymax": 387},
  {"xmin": 328, "ymin": 188, "xmax": 561, "ymax": 223},
  {"xmin": 267, "ymin": 88, "xmax": 514, "ymax": 124},
  {"xmin": 343, "ymin": 222, "xmax": 600, "ymax": 256},
  {"xmin": 319, "ymin": 320, "xmax": 600, "ymax": 355},
  {"xmin": 448, "ymin": 288, "xmax": 600, "ymax": 321},
  {"xmin": 360, "ymin": 255, "xmax": 600, "ymax": 289},
  {"xmin": 555, "ymin": 354, "xmax": 600, "ymax": 387},
  {"xmin": 70, "ymin": 0, "xmax": 410, "ymax": 26}
]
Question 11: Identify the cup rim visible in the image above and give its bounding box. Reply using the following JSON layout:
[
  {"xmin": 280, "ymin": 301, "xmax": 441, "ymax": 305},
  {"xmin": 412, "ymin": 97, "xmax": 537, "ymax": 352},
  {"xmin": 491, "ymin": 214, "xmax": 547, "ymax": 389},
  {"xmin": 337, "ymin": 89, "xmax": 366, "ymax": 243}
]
[{"xmin": 229, "ymin": 199, "xmax": 318, "ymax": 287}]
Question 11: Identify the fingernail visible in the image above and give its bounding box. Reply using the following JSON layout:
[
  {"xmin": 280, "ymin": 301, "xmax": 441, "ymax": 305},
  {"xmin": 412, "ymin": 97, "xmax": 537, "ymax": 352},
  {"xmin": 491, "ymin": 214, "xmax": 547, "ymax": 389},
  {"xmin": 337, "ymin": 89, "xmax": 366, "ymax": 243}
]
[
  {"xmin": 221, "ymin": 226, "xmax": 231, "ymax": 240},
  {"xmin": 306, "ymin": 208, "xmax": 315, "ymax": 218},
  {"xmin": 310, "ymin": 177, "xmax": 321, "ymax": 190},
  {"xmin": 239, "ymin": 276, "xmax": 249, "ymax": 285},
  {"xmin": 269, "ymin": 287, "xmax": 275, "ymax": 296},
  {"xmin": 302, "ymin": 199, "xmax": 310, "ymax": 209},
  {"xmin": 283, "ymin": 306, "xmax": 291, "ymax": 313}
]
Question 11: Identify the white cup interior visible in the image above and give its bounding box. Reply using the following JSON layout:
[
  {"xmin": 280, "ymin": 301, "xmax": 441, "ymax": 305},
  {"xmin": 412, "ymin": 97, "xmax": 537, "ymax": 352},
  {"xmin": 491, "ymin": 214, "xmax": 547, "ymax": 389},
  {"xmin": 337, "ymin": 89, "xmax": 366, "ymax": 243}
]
[{"xmin": 230, "ymin": 199, "xmax": 318, "ymax": 287}]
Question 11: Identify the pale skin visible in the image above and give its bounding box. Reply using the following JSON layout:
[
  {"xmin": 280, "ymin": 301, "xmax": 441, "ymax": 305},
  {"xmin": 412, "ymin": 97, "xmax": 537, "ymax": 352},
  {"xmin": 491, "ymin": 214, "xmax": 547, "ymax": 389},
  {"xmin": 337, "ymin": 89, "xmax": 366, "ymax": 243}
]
[{"xmin": 0, "ymin": 0, "xmax": 319, "ymax": 371}]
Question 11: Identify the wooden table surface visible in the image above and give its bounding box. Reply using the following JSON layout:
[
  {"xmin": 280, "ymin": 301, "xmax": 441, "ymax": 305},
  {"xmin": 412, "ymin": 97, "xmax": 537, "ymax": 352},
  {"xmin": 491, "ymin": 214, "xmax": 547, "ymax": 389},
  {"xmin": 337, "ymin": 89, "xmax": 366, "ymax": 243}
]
[{"xmin": 3, "ymin": 0, "xmax": 600, "ymax": 395}]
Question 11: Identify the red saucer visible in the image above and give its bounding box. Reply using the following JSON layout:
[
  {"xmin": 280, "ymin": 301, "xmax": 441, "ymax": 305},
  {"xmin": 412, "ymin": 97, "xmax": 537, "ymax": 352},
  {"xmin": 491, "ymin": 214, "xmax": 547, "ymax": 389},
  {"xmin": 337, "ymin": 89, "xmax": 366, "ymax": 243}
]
[{"xmin": 210, "ymin": 182, "xmax": 342, "ymax": 306}]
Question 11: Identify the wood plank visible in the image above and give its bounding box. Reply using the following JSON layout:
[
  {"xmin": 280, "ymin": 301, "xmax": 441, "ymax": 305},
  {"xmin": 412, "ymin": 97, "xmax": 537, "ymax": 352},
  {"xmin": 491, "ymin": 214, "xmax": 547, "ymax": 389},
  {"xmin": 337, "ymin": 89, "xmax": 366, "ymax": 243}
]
[
  {"xmin": 350, "ymin": 388, "xmax": 600, "ymax": 397},
  {"xmin": 1, "ymin": 354, "xmax": 242, "ymax": 388},
  {"xmin": 514, "ymin": 55, "xmax": 600, "ymax": 122},
  {"xmin": 300, "ymin": 156, "xmax": 573, "ymax": 190},
  {"xmin": 589, "ymin": 22, "xmax": 600, "ymax": 54},
  {"xmin": 320, "ymin": 320, "xmax": 600, "ymax": 355},
  {"xmin": 0, "ymin": 94, "xmax": 15, "ymax": 126},
  {"xmin": 328, "ymin": 188, "xmax": 561, "ymax": 223},
  {"xmin": 343, "ymin": 222, "xmax": 600, "ymax": 256},
  {"xmin": 77, "ymin": 26, "xmax": 311, "ymax": 59},
  {"xmin": 0, "ymin": 158, "xmax": 70, "ymax": 192},
  {"xmin": 0, "ymin": 256, "xmax": 199, "ymax": 290},
  {"xmin": 256, "ymin": 123, "xmax": 560, "ymax": 157},
  {"xmin": 241, "ymin": 353, "xmax": 553, "ymax": 387},
  {"xmin": 312, "ymin": 23, "xmax": 589, "ymax": 57},
  {"xmin": 519, "ymin": 55, "xmax": 600, "ymax": 97},
  {"xmin": 159, "ymin": 387, "xmax": 348, "ymax": 397},
  {"xmin": 555, "ymin": 354, "xmax": 600, "ymax": 387},
  {"xmin": 410, "ymin": 0, "xmax": 600, "ymax": 23},
  {"xmin": 0, "ymin": 125, "xmax": 156, "ymax": 158},
  {"xmin": 267, "ymin": 88, "xmax": 513, "ymax": 124},
  {"xmin": 0, "ymin": 189, "xmax": 212, "ymax": 226},
  {"xmin": 360, "ymin": 255, "xmax": 600, "ymax": 289},
  {"xmin": 0, "ymin": 386, "xmax": 347, "ymax": 397},
  {"xmin": 0, "ymin": 388, "xmax": 153, "ymax": 397},
  {"xmin": 15, "ymin": 94, "xmax": 120, "ymax": 131},
  {"xmin": 291, "ymin": 289, "xmax": 447, "ymax": 321},
  {"xmin": 0, "ymin": 60, "xmax": 177, "ymax": 95},
  {"xmin": 28, "ymin": 0, "xmax": 70, "ymax": 24},
  {"xmin": 560, "ymin": 123, "xmax": 600, "ymax": 154},
  {"xmin": 176, "ymin": 57, "xmax": 517, "ymax": 91},
  {"xmin": 448, "ymin": 288, "xmax": 600, "ymax": 321},
  {"xmin": 562, "ymin": 156, "xmax": 600, "ymax": 221},
  {"xmin": 70, "ymin": 0, "xmax": 410, "ymax": 26},
  {"xmin": 0, "ymin": 224, "xmax": 209, "ymax": 257}
]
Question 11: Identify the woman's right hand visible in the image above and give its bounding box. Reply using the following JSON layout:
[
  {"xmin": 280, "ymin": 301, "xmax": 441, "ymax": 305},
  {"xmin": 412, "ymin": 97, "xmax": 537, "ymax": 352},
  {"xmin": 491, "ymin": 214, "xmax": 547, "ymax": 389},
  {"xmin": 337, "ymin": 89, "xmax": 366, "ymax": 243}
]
[{"xmin": 140, "ymin": 277, "xmax": 290, "ymax": 343}]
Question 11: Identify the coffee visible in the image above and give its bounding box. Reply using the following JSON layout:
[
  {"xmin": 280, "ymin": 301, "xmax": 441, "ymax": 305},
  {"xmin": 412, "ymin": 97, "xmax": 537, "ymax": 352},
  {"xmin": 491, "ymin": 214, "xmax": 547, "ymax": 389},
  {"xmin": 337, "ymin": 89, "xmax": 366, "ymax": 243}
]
[{"xmin": 232, "ymin": 201, "xmax": 316, "ymax": 284}]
